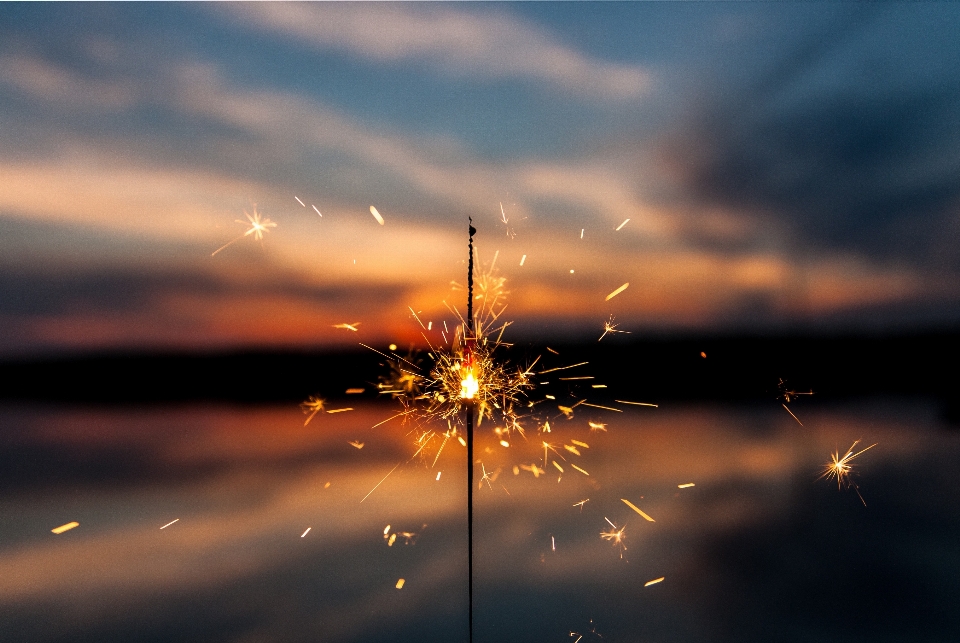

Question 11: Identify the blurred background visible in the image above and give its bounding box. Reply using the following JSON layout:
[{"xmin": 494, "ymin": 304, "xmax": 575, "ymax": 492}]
[{"xmin": 1, "ymin": 3, "xmax": 959, "ymax": 642}]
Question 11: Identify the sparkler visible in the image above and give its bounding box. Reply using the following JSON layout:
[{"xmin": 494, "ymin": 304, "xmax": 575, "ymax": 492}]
[
  {"xmin": 343, "ymin": 217, "xmax": 660, "ymax": 635},
  {"xmin": 211, "ymin": 207, "xmax": 277, "ymax": 256},
  {"xmin": 819, "ymin": 439, "xmax": 877, "ymax": 506}
]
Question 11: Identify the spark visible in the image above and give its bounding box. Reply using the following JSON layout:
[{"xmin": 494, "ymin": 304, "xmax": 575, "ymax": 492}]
[
  {"xmin": 160, "ymin": 519, "xmax": 179, "ymax": 530},
  {"xmin": 615, "ymin": 218, "xmax": 630, "ymax": 231},
  {"xmin": 348, "ymin": 440, "xmax": 364, "ymax": 449},
  {"xmin": 326, "ymin": 407, "xmax": 353, "ymax": 414},
  {"xmin": 520, "ymin": 463, "xmax": 544, "ymax": 478},
  {"xmin": 552, "ymin": 535, "xmax": 556, "ymax": 551},
  {"xmin": 436, "ymin": 471, "xmax": 442, "ymax": 481},
  {"xmin": 573, "ymin": 499, "xmax": 589, "ymax": 511},
  {"xmin": 564, "ymin": 444, "xmax": 581, "ymax": 456},
  {"xmin": 360, "ymin": 462, "xmax": 401, "ymax": 503},
  {"xmin": 580, "ymin": 403, "xmax": 622, "ymax": 412},
  {"xmin": 301, "ymin": 527, "xmax": 311, "ymax": 537},
  {"xmin": 295, "ymin": 196, "xmax": 305, "ymax": 207},
  {"xmin": 604, "ymin": 283, "xmax": 629, "ymax": 301},
  {"xmin": 333, "ymin": 322, "xmax": 360, "ymax": 332},
  {"xmin": 588, "ymin": 421, "xmax": 607, "ymax": 432},
  {"xmin": 782, "ymin": 403, "xmax": 804, "ymax": 426},
  {"xmin": 520, "ymin": 254, "xmax": 526, "ymax": 266},
  {"xmin": 312, "ymin": 205, "xmax": 322, "ymax": 217},
  {"xmin": 51, "ymin": 522, "xmax": 79, "ymax": 534},
  {"xmin": 499, "ymin": 202, "xmax": 515, "ymax": 238},
  {"xmin": 570, "ymin": 619, "xmax": 602, "ymax": 642},
  {"xmin": 479, "ymin": 463, "xmax": 496, "ymax": 490},
  {"xmin": 395, "ymin": 578, "xmax": 405, "ymax": 589},
  {"xmin": 211, "ymin": 207, "xmax": 277, "ymax": 256},
  {"xmin": 570, "ymin": 439, "xmax": 589, "ymax": 448},
  {"xmin": 300, "ymin": 396, "xmax": 326, "ymax": 426},
  {"xmin": 615, "ymin": 400, "xmax": 658, "ymax": 408},
  {"xmin": 345, "ymin": 388, "xmax": 365, "ymax": 394},
  {"xmin": 570, "ymin": 464, "xmax": 590, "ymax": 476},
  {"xmin": 541, "ymin": 440, "xmax": 560, "ymax": 467},
  {"xmin": 645, "ymin": 577, "xmax": 665, "ymax": 587},
  {"xmin": 370, "ymin": 205, "xmax": 385, "ymax": 225},
  {"xmin": 621, "ymin": 498, "xmax": 655, "ymax": 522},
  {"xmin": 820, "ymin": 440, "xmax": 877, "ymax": 505},
  {"xmin": 384, "ymin": 525, "xmax": 420, "ymax": 546},
  {"xmin": 598, "ymin": 314, "xmax": 630, "ymax": 340},
  {"xmin": 538, "ymin": 362, "xmax": 588, "ymax": 375},
  {"xmin": 408, "ymin": 306, "xmax": 426, "ymax": 329},
  {"xmin": 601, "ymin": 518, "xmax": 627, "ymax": 558},
  {"xmin": 678, "ymin": 483, "xmax": 695, "ymax": 488},
  {"xmin": 778, "ymin": 378, "xmax": 814, "ymax": 425}
]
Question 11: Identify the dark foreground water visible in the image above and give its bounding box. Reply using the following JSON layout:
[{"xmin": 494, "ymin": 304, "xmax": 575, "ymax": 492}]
[{"xmin": 0, "ymin": 400, "xmax": 958, "ymax": 643}]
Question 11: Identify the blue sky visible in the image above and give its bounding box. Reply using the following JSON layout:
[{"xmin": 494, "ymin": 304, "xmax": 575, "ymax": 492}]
[{"xmin": 1, "ymin": 2, "xmax": 959, "ymax": 355}]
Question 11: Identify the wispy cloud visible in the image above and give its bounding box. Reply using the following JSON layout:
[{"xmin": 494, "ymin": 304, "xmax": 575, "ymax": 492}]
[{"xmin": 219, "ymin": 3, "xmax": 650, "ymax": 101}]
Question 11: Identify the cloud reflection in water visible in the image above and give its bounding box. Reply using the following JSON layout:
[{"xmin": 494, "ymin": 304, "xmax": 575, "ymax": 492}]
[{"xmin": 0, "ymin": 401, "xmax": 957, "ymax": 642}]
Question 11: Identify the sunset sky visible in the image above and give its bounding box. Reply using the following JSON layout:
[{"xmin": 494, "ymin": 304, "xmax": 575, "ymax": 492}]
[{"xmin": 2, "ymin": 2, "xmax": 959, "ymax": 356}]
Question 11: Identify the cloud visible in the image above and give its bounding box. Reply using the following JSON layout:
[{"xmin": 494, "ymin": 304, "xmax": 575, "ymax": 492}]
[
  {"xmin": 0, "ymin": 54, "xmax": 136, "ymax": 110},
  {"xmin": 660, "ymin": 8, "xmax": 960, "ymax": 270},
  {"xmin": 219, "ymin": 3, "xmax": 650, "ymax": 101}
]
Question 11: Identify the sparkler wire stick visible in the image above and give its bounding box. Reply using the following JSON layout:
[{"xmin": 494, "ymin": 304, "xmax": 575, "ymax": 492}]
[{"xmin": 465, "ymin": 217, "xmax": 476, "ymax": 643}]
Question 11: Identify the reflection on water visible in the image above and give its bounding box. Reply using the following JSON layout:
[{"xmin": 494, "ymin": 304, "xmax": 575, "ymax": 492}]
[{"xmin": 0, "ymin": 400, "xmax": 958, "ymax": 642}]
